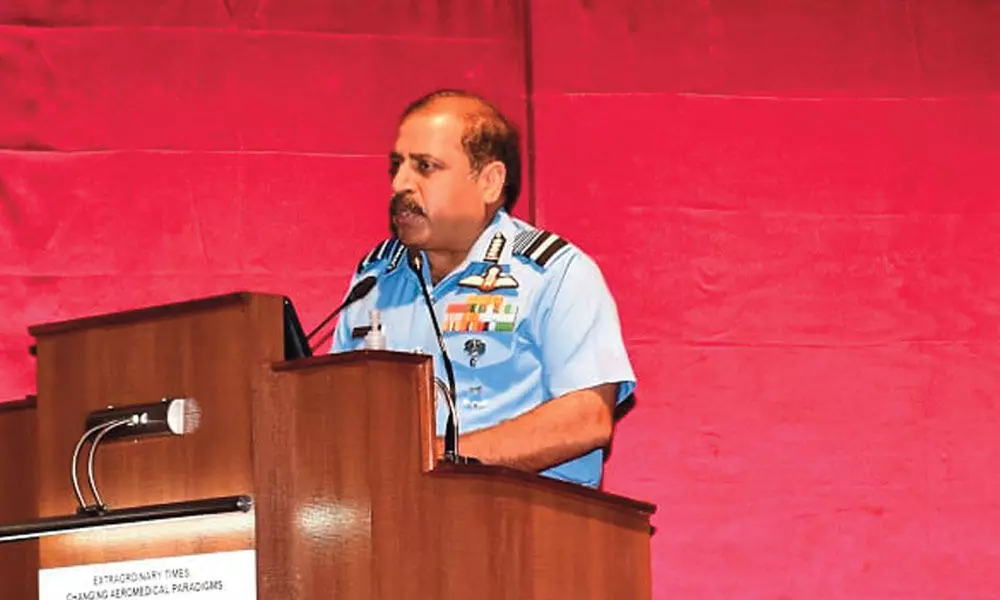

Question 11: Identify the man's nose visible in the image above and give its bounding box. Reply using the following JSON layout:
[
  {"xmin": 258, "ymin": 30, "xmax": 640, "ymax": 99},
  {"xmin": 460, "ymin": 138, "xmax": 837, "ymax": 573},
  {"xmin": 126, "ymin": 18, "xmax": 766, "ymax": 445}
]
[{"xmin": 392, "ymin": 163, "xmax": 415, "ymax": 194}]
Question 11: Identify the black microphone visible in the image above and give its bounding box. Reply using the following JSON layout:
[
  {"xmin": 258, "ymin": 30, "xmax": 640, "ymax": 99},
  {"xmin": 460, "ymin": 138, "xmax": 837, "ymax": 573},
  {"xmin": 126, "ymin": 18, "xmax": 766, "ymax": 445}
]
[
  {"xmin": 305, "ymin": 275, "xmax": 378, "ymax": 352},
  {"xmin": 408, "ymin": 249, "xmax": 475, "ymax": 464}
]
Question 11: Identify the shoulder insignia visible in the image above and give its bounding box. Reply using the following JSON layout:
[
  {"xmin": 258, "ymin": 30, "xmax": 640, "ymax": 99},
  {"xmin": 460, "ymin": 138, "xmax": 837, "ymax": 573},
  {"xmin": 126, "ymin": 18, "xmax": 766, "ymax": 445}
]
[
  {"xmin": 483, "ymin": 232, "xmax": 506, "ymax": 263},
  {"xmin": 356, "ymin": 238, "xmax": 405, "ymax": 274},
  {"xmin": 512, "ymin": 229, "xmax": 570, "ymax": 268},
  {"xmin": 386, "ymin": 241, "xmax": 407, "ymax": 273}
]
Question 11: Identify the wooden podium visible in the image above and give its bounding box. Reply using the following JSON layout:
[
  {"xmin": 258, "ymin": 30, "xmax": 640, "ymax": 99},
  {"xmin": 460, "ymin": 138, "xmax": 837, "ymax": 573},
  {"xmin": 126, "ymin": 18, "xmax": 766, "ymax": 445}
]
[{"xmin": 0, "ymin": 292, "xmax": 655, "ymax": 599}]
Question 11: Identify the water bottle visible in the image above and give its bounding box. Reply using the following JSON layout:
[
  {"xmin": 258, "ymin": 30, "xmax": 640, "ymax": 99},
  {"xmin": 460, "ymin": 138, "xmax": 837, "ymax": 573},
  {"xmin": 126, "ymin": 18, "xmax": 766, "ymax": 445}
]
[{"xmin": 364, "ymin": 309, "xmax": 387, "ymax": 350}]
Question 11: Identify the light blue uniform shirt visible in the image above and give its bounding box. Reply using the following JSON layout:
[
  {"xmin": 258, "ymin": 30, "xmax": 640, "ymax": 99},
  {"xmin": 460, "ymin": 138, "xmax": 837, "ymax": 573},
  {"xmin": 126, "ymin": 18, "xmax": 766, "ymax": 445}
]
[{"xmin": 331, "ymin": 209, "xmax": 636, "ymax": 488}]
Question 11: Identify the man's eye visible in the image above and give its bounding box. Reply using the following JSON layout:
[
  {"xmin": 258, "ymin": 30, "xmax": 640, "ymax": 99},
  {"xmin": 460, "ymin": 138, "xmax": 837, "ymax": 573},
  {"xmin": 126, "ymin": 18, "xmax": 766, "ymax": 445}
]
[
  {"xmin": 416, "ymin": 160, "xmax": 435, "ymax": 174},
  {"xmin": 388, "ymin": 159, "xmax": 401, "ymax": 178}
]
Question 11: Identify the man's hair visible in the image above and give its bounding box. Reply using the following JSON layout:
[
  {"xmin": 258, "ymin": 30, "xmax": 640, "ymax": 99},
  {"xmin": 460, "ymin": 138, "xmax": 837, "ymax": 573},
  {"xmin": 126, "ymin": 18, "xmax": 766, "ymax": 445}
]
[{"xmin": 400, "ymin": 89, "xmax": 522, "ymax": 213}]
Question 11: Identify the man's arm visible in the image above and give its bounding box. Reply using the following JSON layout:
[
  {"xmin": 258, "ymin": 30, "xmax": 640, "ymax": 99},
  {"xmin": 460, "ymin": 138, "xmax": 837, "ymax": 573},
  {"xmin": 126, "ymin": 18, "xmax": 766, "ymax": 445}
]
[{"xmin": 434, "ymin": 383, "xmax": 617, "ymax": 472}]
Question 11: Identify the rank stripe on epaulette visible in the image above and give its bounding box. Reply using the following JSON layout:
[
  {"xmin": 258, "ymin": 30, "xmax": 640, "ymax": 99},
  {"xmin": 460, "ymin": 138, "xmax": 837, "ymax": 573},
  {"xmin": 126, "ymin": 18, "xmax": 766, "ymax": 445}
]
[
  {"xmin": 512, "ymin": 230, "xmax": 542, "ymax": 255},
  {"xmin": 386, "ymin": 242, "xmax": 407, "ymax": 273},
  {"xmin": 533, "ymin": 236, "xmax": 568, "ymax": 266},
  {"xmin": 356, "ymin": 238, "xmax": 399, "ymax": 274},
  {"xmin": 513, "ymin": 230, "xmax": 569, "ymax": 268}
]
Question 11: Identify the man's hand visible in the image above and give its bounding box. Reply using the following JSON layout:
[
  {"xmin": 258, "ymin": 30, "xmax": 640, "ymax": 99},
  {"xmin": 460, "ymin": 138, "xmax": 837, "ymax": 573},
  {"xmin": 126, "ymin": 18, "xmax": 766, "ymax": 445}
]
[{"xmin": 434, "ymin": 383, "xmax": 618, "ymax": 473}]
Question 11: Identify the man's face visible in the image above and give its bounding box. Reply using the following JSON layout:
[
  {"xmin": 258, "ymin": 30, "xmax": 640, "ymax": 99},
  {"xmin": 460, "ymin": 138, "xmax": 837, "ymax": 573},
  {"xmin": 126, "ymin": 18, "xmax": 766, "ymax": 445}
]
[{"xmin": 388, "ymin": 106, "xmax": 486, "ymax": 250}]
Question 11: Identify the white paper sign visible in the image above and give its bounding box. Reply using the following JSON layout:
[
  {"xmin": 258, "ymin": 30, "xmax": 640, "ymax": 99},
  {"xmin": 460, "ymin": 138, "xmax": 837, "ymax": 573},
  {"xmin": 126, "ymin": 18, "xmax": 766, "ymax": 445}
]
[{"xmin": 38, "ymin": 549, "xmax": 256, "ymax": 600}]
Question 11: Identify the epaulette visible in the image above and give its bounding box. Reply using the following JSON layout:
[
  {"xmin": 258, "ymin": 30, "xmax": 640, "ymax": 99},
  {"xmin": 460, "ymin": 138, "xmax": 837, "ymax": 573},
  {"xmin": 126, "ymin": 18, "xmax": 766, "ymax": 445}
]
[
  {"xmin": 356, "ymin": 238, "xmax": 407, "ymax": 274},
  {"xmin": 512, "ymin": 228, "xmax": 570, "ymax": 268}
]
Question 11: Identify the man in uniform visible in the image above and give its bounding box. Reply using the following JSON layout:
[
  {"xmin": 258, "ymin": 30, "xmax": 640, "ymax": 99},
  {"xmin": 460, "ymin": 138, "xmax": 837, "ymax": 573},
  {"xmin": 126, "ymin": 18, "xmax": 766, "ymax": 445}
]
[{"xmin": 330, "ymin": 89, "xmax": 635, "ymax": 488}]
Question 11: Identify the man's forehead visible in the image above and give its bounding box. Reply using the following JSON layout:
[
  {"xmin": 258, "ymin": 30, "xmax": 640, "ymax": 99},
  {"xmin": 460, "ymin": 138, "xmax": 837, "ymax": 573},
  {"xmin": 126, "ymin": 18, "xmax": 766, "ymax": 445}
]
[{"xmin": 393, "ymin": 110, "xmax": 466, "ymax": 156}]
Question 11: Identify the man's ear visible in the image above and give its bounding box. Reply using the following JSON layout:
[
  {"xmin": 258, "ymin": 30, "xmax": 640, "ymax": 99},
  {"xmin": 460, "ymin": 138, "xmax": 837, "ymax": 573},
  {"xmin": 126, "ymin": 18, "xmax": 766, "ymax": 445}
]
[{"xmin": 477, "ymin": 160, "xmax": 507, "ymax": 208}]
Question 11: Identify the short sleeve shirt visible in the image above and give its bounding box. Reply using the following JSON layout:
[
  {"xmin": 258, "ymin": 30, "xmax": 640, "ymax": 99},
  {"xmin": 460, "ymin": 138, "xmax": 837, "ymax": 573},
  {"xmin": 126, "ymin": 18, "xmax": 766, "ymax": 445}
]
[{"xmin": 331, "ymin": 210, "xmax": 636, "ymax": 487}]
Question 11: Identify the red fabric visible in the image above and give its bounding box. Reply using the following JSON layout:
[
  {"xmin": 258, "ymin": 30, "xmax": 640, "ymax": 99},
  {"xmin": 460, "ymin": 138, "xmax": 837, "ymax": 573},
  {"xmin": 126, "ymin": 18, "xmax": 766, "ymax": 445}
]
[
  {"xmin": 529, "ymin": 1, "xmax": 1000, "ymax": 599},
  {"xmin": 0, "ymin": 1, "xmax": 529, "ymax": 398},
  {"xmin": 4, "ymin": 1, "xmax": 1000, "ymax": 599},
  {"xmin": 0, "ymin": 28, "xmax": 525, "ymax": 151}
]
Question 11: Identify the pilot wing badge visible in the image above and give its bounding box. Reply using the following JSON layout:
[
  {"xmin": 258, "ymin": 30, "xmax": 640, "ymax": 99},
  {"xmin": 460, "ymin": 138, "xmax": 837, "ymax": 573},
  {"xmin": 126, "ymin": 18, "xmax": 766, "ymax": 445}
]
[
  {"xmin": 459, "ymin": 264, "xmax": 518, "ymax": 292},
  {"xmin": 459, "ymin": 232, "xmax": 519, "ymax": 292}
]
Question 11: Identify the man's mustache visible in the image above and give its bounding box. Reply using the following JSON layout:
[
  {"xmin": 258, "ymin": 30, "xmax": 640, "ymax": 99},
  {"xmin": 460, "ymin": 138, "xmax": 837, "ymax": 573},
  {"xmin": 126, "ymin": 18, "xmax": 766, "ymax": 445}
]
[{"xmin": 390, "ymin": 192, "xmax": 426, "ymax": 217}]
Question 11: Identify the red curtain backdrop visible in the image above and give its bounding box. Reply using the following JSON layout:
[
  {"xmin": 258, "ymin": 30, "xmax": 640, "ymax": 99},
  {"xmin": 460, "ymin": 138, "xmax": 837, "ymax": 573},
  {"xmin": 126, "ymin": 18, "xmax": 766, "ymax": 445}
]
[{"xmin": 3, "ymin": 2, "xmax": 999, "ymax": 598}]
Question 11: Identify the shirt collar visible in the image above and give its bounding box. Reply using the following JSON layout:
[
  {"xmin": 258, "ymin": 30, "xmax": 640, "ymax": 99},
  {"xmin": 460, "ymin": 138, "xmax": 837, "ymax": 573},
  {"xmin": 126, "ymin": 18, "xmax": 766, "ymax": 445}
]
[{"xmin": 411, "ymin": 209, "xmax": 516, "ymax": 285}]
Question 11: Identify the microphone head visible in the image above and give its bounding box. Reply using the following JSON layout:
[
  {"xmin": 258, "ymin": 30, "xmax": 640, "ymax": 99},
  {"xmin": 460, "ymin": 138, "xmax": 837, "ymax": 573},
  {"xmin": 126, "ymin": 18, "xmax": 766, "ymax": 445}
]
[
  {"xmin": 166, "ymin": 397, "xmax": 202, "ymax": 435},
  {"xmin": 349, "ymin": 275, "xmax": 377, "ymax": 302}
]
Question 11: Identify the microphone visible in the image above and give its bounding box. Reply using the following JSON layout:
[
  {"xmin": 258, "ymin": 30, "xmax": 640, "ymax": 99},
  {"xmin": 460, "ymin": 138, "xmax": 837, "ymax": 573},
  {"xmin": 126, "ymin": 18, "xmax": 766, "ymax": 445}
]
[
  {"xmin": 408, "ymin": 249, "xmax": 475, "ymax": 464},
  {"xmin": 71, "ymin": 418, "xmax": 132, "ymax": 513},
  {"xmin": 306, "ymin": 275, "xmax": 378, "ymax": 351},
  {"xmin": 75, "ymin": 397, "xmax": 203, "ymax": 513}
]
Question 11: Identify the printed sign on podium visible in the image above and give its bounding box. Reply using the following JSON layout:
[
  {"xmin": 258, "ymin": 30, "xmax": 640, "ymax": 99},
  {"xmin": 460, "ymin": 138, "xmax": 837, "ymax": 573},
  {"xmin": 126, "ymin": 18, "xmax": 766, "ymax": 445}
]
[{"xmin": 39, "ymin": 550, "xmax": 256, "ymax": 600}]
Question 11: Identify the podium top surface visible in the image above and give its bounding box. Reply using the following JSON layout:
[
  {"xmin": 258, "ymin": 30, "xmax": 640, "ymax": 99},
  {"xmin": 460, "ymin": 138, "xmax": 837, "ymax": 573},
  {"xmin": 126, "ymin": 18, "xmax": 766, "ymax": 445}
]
[
  {"xmin": 27, "ymin": 291, "xmax": 276, "ymax": 338},
  {"xmin": 431, "ymin": 461, "xmax": 657, "ymax": 515},
  {"xmin": 0, "ymin": 396, "xmax": 36, "ymax": 413},
  {"xmin": 272, "ymin": 348, "xmax": 431, "ymax": 372}
]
